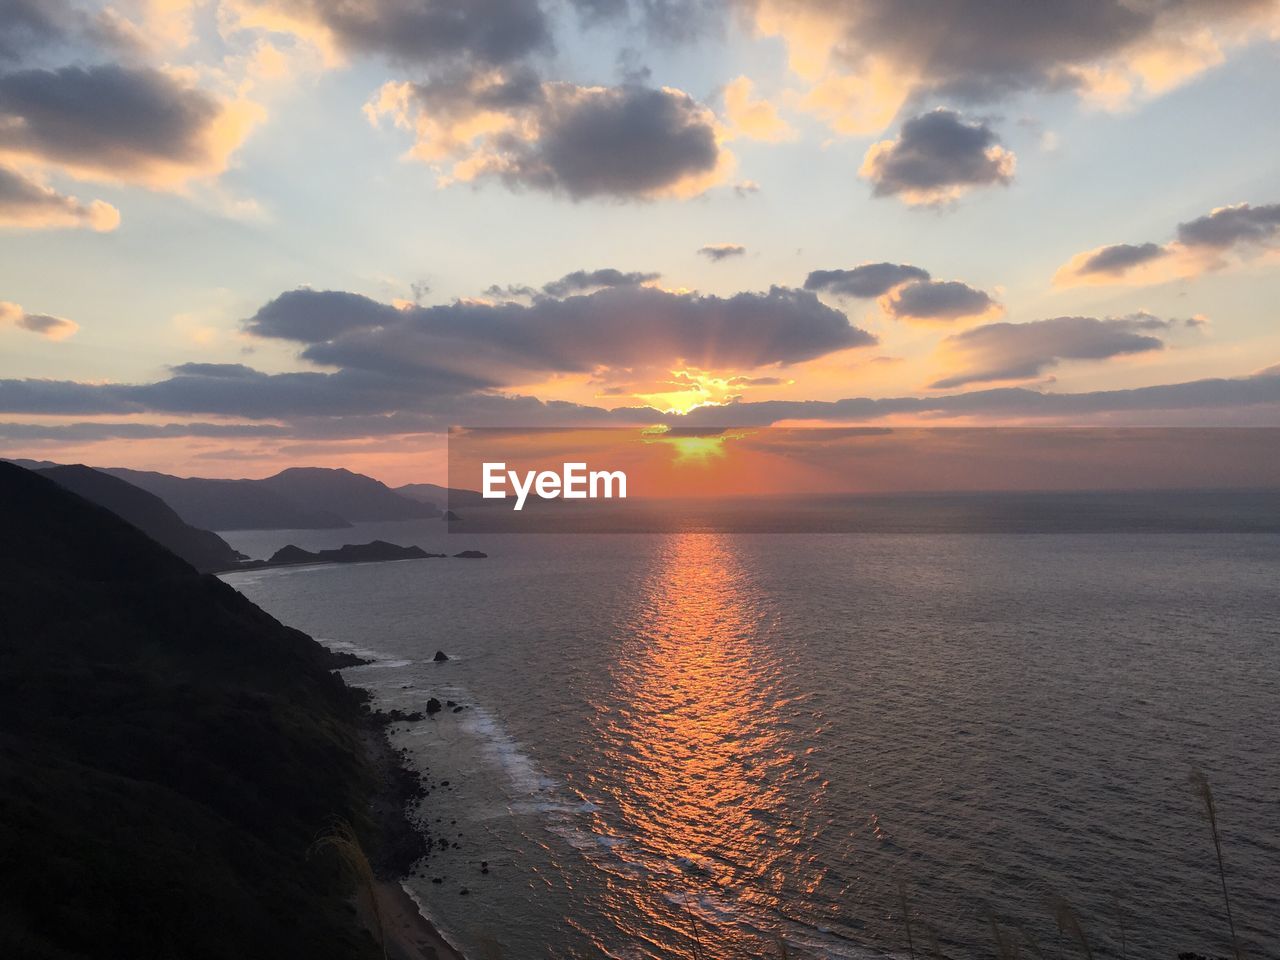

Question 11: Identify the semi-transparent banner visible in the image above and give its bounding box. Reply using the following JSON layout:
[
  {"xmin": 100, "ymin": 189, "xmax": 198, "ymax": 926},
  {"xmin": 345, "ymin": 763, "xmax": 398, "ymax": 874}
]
[{"xmin": 445, "ymin": 426, "xmax": 1280, "ymax": 533}]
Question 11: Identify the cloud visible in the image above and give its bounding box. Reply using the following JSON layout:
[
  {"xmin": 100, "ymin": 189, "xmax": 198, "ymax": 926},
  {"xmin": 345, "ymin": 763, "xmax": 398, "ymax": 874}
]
[
  {"xmin": 699, "ymin": 242, "xmax": 746, "ymax": 261},
  {"xmin": 6, "ymin": 367, "xmax": 1280, "ymax": 441},
  {"xmin": 0, "ymin": 0, "xmax": 73, "ymax": 62},
  {"xmin": 0, "ymin": 281, "xmax": 876, "ymax": 428},
  {"xmin": 0, "ymin": 164, "xmax": 119, "ymax": 230},
  {"xmin": 1070, "ymin": 242, "xmax": 1169, "ymax": 278},
  {"xmin": 805, "ymin": 262, "xmax": 930, "ymax": 298},
  {"xmin": 882, "ymin": 279, "xmax": 1001, "ymax": 323},
  {"xmin": 1176, "ymin": 202, "xmax": 1280, "ymax": 248},
  {"xmin": 540, "ymin": 268, "xmax": 660, "ymax": 297},
  {"xmin": 0, "ymin": 64, "xmax": 263, "ymax": 188},
  {"xmin": 0, "ymin": 301, "xmax": 78, "ymax": 340},
  {"xmin": 752, "ymin": 0, "xmax": 1277, "ymax": 134},
  {"xmin": 722, "ymin": 75, "xmax": 793, "ymax": 141},
  {"xmin": 368, "ymin": 76, "xmax": 731, "ymax": 200},
  {"xmin": 246, "ymin": 284, "xmax": 874, "ymax": 386},
  {"xmin": 1055, "ymin": 200, "xmax": 1280, "ymax": 286},
  {"xmin": 223, "ymin": 0, "xmax": 551, "ymax": 68},
  {"xmin": 929, "ymin": 314, "xmax": 1172, "ymax": 388},
  {"xmin": 860, "ymin": 110, "xmax": 1015, "ymax": 205}
]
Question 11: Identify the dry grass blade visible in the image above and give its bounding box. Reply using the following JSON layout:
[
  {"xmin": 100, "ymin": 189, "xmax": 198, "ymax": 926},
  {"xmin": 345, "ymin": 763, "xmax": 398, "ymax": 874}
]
[
  {"xmin": 988, "ymin": 915, "xmax": 1020, "ymax": 960},
  {"xmin": 680, "ymin": 891, "xmax": 705, "ymax": 960},
  {"xmin": 311, "ymin": 818, "xmax": 386, "ymax": 960},
  {"xmin": 898, "ymin": 882, "xmax": 917, "ymax": 960},
  {"xmin": 1190, "ymin": 768, "xmax": 1243, "ymax": 960}
]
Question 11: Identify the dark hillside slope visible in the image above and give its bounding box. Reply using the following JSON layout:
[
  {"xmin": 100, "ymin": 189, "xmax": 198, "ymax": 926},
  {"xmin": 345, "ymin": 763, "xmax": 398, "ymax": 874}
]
[
  {"xmin": 0, "ymin": 462, "xmax": 381, "ymax": 960},
  {"xmin": 102, "ymin": 467, "xmax": 351, "ymax": 531},
  {"xmin": 36, "ymin": 464, "xmax": 246, "ymax": 572}
]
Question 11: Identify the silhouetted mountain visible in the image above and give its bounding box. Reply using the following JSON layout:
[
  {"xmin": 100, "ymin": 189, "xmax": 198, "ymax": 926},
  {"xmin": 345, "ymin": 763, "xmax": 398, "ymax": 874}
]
[
  {"xmin": 260, "ymin": 467, "xmax": 441, "ymax": 521},
  {"xmin": 36, "ymin": 465, "xmax": 246, "ymax": 572},
  {"xmin": 102, "ymin": 467, "xmax": 351, "ymax": 530},
  {"xmin": 396, "ymin": 482, "xmax": 487, "ymax": 508},
  {"xmin": 0, "ymin": 461, "xmax": 383, "ymax": 960}
]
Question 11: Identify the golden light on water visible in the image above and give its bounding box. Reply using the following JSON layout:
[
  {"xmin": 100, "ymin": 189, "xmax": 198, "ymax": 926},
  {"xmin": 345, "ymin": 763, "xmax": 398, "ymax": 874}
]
[{"xmin": 589, "ymin": 533, "xmax": 827, "ymax": 954}]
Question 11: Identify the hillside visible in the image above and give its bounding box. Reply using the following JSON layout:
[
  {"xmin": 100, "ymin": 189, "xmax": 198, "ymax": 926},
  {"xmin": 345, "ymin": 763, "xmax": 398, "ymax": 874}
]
[
  {"xmin": 102, "ymin": 467, "xmax": 352, "ymax": 530},
  {"xmin": 0, "ymin": 462, "xmax": 383, "ymax": 960},
  {"xmin": 260, "ymin": 467, "xmax": 442, "ymax": 521},
  {"xmin": 396, "ymin": 483, "xmax": 487, "ymax": 509},
  {"xmin": 36, "ymin": 464, "xmax": 246, "ymax": 572}
]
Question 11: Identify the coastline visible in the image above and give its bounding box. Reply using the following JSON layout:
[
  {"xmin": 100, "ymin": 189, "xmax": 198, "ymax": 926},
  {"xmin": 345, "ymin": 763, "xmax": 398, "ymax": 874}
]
[{"xmin": 361, "ymin": 714, "xmax": 466, "ymax": 960}]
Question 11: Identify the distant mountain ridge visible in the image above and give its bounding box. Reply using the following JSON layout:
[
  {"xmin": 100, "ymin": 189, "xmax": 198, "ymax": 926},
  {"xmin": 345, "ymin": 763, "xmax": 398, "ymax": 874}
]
[
  {"xmin": 101, "ymin": 467, "xmax": 354, "ymax": 530},
  {"xmin": 258, "ymin": 467, "xmax": 442, "ymax": 522},
  {"xmin": 5, "ymin": 459, "xmax": 455, "ymax": 531},
  {"xmin": 35, "ymin": 465, "xmax": 246, "ymax": 573}
]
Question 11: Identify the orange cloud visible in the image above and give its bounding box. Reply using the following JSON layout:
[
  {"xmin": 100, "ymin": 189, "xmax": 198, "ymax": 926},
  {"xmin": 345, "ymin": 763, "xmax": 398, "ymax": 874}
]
[
  {"xmin": 1, "ymin": 301, "xmax": 79, "ymax": 340},
  {"xmin": 722, "ymin": 76, "xmax": 794, "ymax": 142},
  {"xmin": 0, "ymin": 166, "xmax": 120, "ymax": 231}
]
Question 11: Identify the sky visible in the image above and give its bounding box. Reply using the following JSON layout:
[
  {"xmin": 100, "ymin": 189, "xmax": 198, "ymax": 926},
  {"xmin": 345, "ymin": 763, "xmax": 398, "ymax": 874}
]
[{"xmin": 1, "ymin": 0, "xmax": 1279, "ymax": 485}]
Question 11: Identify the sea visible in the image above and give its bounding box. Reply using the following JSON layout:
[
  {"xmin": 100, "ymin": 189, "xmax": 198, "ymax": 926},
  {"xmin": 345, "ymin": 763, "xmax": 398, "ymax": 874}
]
[{"xmin": 220, "ymin": 494, "xmax": 1280, "ymax": 960}]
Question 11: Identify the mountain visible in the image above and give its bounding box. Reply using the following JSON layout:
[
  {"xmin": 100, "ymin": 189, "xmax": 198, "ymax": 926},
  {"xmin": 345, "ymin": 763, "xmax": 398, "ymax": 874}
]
[
  {"xmin": 260, "ymin": 467, "xmax": 441, "ymax": 521},
  {"xmin": 0, "ymin": 461, "xmax": 383, "ymax": 960},
  {"xmin": 36, "ymin": 465, "xmax": 246, "ymax": 572},
  {"xmin": 396, "ymin": 482, "xmax": 487, "ymax": 508},
  {"xmin": 102, "ymin": 467, "xmax": 351, "ymax": 530}
]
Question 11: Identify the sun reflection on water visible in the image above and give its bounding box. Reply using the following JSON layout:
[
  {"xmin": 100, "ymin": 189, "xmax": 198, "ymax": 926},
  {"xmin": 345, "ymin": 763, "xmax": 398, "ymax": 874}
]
[{"xmin": 585, "ymin": 533, "xmax": 829, "ymax": 957}]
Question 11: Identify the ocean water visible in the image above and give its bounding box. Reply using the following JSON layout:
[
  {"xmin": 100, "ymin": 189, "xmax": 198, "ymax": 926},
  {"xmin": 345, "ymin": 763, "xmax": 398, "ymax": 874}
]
[{"xmin": 222, "ymin": 521, "xmax": 1280, "ymax": 959}]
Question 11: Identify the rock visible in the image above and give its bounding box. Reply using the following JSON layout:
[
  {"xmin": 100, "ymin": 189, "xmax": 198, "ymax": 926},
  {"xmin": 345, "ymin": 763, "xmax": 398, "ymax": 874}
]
[
  {"xmin": 433, "ymin": 650, "xmax": 450, "ymax": 662},
  {"xmin": 452, "ymin": 550, "xmax": 487, "ymax": 559},
  {"xmin": 425, "ymin": 697, "xmax": 443, "ymax": 715},
  {"xmin": 445, "ymin": 700, "xmax": 457, "ymax": 707},
  {"xmin": 452, "ymin": 706, "xmax": 464, "ymax": 713},
  {"xmin": 443, "ymin": 510, "xmax": 461, "ymax": 521}
]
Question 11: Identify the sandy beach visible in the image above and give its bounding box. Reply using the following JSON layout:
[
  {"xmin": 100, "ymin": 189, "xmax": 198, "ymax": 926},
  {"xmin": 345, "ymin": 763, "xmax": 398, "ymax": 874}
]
[{"xmin": 375, "ymin": 881, "xmax": 464, "ymax": 960}]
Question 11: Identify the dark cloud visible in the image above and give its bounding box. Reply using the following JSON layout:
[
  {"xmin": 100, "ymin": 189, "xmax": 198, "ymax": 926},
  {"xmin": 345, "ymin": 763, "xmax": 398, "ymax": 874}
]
[
  {"xmin": 515, "ymin": 83, "xmax": 721, "ymax": 199},
  {"xmin": 248, "ymin": 285, "xmax": 874, "ymax": 385},
  {"xmin": 248, "ymin": 0, "xmax": 551, "ymax": 66},
  {"xmin": 883, "ymin": 280, "xmax": 998, "ymax": 322},
  {"xmin": 385, "ymin": 78, "xmax": 726, "ymax": 200},
  {"xmin": 541, "ymin": 268, "xmax": 660, "ymax": 297},
  {"xmin": 0, "ymin": 64, "xmax": 248, "ymax": 184},
  {"xmin": 805, "ymin": 262, "xmax": 931, "ymax": 298},
  {"xmin": 699, "ymin": 243, "xmax": 746, "ymax": 261},
  {"xmin": 1075, "ymin": 242, "xmax": 1168, "ymax": 276},
  {"xmin": 0, "ymin": 420, "xmax": 290, "ymax": 441},
  {"xmin": 751, "ymin": 0, "xmax": 1269, "ymax": 106},
  {"xmin": 930, "ymin": 315, "xmax": 1169, "ymax": 388},
  {"xmin": 861, "ymin": 110, "xmax": 1015, "ymax": 204},
  {"xmin": 0, "ymin": 0, "xmax": 71, "ymax": 61},
  {"xmin": 1057, "ymin": 199, "xmax": 1280, "ymax": 285},
  {"xmin": 0, "ymin": 164, "xmax": 118, "ymax": 230},
  {"xmin": 1176, "ymin": 202, "xmax": 1280, "ymax": 248}
]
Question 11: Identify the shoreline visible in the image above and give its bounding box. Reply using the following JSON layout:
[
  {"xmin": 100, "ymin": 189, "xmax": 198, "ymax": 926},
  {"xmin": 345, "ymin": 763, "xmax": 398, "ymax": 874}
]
[
  {"xmin": 360, "ymin": 716, "xmax": 467, "ymax": 960},
  {"xmin": 374, "ymin": 880, "xmax": 465, "ymax": 960}
]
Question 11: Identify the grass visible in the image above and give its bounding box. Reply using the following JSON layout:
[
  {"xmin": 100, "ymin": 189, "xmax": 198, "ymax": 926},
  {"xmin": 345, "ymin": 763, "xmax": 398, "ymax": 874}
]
[{"xmin": 312, "ymin": 818, "xmax": 387, "ymax": 960}]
